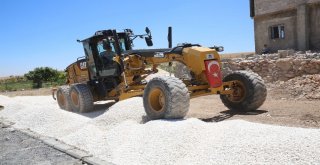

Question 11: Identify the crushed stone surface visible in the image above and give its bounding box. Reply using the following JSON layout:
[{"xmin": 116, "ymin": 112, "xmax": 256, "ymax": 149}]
[{"xmin": 1, "ymin": 95, "xmax": 320, "ymax": 164}]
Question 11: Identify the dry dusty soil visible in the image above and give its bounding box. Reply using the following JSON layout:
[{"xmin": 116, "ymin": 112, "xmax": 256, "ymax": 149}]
[{"xmin": 189, "ymin": 95, "xmax": 320, "ymax": 128}]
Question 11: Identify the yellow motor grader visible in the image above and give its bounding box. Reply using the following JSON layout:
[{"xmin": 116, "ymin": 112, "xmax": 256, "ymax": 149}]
[{"xmin": 54, "ymin": 27, "xmax": 267, "ymax": 119}]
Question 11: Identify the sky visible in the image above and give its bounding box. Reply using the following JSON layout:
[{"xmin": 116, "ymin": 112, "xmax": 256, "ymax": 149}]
[{"xmin": 0, "ymin": 0, "xmax": 254, "ymax": 77}]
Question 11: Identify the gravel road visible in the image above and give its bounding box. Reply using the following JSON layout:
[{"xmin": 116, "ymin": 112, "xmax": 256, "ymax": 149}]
[
  {"xmin": 0, "ymin": 123, "xmax": 82, "ymax": 165},
  {"xmin": 1, "ymin": 95, "xmax": 320, "ymax": 164}
]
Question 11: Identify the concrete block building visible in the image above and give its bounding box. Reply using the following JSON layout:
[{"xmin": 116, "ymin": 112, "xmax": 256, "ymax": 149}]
[{"xmin": 250, "ymin": 0, "xmax": 320, "ymax": 53}]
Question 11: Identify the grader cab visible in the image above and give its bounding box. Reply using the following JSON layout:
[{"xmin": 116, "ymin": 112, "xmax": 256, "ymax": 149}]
[{"xmin": 54, "ymin": 27, "xmax": 267, "ymax": 120}]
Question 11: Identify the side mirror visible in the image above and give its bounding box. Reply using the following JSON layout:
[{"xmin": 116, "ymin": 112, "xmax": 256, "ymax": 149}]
[
  {"xmin": 217, "ymin": 46, "xmax": 224, "ymax": 52},
  {"xmin": 145, "ymin": 37, "xmax": 153, "ymax": 47},
  {"xmin": 210, "ymin": 46, "xmax": 224, "ymax": 52},
  {"xmin": 145, "ymin": 27, "xmax": 151, "ymax": 35}
]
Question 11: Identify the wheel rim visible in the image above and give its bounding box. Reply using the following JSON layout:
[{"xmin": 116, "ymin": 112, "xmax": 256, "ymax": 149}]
[
  {"xmin": 70, "ymin": 90, "xmax": 80, "ymax": 108},
  {"xmin": 227, "ymin": 81, "xmax": 246, "ymax": 102},
  {"xmin": 148, "ymin": 87, "xmax": 165, "ymax": 112},
  {"xmin": 57, "ymin": 91, "xmax": 66, "ymax": 107}
]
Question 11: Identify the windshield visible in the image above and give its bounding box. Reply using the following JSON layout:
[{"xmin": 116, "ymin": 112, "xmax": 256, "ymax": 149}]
[{"xmin": 97, "ymin": 37, "xmax": 126, "ymax": 56}]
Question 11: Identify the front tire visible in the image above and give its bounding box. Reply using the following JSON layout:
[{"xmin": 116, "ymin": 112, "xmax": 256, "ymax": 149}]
[
  {"xmin": 69, "ymin": 84, "xmax": 94, "ymax": 113},
  {"xmin": 143, "ymin": 76, "xmax": 190, "ymax": 120},
  {"xmin": 220, "ymin": 71, "xmax": 267, "ymax": 112}
]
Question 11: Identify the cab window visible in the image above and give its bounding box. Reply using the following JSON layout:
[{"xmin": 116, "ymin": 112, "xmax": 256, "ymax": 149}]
[
  {"xmin": 96, "ymin": 38, "xmax": 126, "ymax": 56},
  {"xmin": 97, "ymin": 41, "xmax": 115, "ymax": 56}
]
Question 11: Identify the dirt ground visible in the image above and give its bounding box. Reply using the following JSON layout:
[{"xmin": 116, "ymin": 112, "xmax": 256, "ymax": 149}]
[
  {"xmin": 1, "ymin": 87, "xmax": 320, "ymax": 128},
  {"xmin": 189, "ymin": 83, "xmax": 320, "ymax": 128},
  {"xmin": 189, "ymin": 95, "xmax": 320, "ymax": 128}
]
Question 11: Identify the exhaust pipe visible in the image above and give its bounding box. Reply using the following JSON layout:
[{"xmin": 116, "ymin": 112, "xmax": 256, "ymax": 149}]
[{"xmin": 168, "ymin": 26, "xmax": 172, "ymax": 48}]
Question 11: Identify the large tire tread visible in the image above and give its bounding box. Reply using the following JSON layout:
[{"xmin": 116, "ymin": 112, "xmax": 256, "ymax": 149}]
[
  {"xmin": 143, "ymin": 76, "xmax": 190, "ymax": 120},
  {"xmin": 220, "ymin": 70, "xmax": 267, "ymax": 112},
  {"xmin": 70, "ymin": 83, "xmax": 94, "ymax": 113},
  {"xmin": 56, "ymin": 86, "xmax": 72, "ymax": 111}
]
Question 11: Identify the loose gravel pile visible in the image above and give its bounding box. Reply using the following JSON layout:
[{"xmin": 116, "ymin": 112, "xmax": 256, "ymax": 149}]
[
  {"xmin": 222, "ymin": 52, "xmax": 320, "ymax": 82},
  {"xmin": 1, "ymin": 95, "xmax": 320, "ymax": 164},
  {"xmin": 268, "ymin": 74, "xmax": 320, "ymax": 100}
]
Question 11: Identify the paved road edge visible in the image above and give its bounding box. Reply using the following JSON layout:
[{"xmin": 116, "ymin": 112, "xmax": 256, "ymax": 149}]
[{"xmin": 0, "ymin": 118, "xmax": 115, "ymax": 165}]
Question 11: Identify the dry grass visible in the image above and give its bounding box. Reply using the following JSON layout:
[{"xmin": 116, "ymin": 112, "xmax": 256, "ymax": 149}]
[{"xmin": 0, "ymin": 88, "xmax": 52, "ymax": 97}]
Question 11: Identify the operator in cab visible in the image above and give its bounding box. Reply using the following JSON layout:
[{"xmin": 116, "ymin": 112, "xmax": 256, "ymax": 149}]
[{"xmin": 100, "ymin": 42, "xmax": 116, "ymax": 65}]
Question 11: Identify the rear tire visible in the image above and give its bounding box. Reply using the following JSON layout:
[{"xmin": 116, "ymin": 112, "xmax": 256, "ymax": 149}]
[
  {"xmin": 220, "ymin": 70, "xmax": 267, "ymax": 112},
  {"xmin": 56, "ymin": 86, "xmax": 72, "ymax": 111},
  {"xmin": 143, "ymin": 76, "xmax": 190, "ymax": 120},
  {"xmin": 69, "ymin": 84, "xmax": 94, "ymax": 113}
]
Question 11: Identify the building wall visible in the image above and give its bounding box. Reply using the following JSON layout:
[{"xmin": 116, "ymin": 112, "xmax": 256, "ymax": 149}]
[
  {"xmin": 309, "ymin": 4, "xmax": 320, "ymax": 50},
  {"xmin": 254, "ymin": 0, "xmax": 305, "ymax": 16},
  {"xmin": 254, "ymin": 11, "xmax": 297, "ymax": 53},
  {"xmin": 253, "ymin": 0, "xmax": 320, "ymax": 53},
  {"xmin": 253, "ymin": 0, "xmax": 320, "ymax": 16}
]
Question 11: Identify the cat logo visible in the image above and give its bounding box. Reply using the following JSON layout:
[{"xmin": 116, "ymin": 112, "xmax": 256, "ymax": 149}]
[{"xmin": 78, "ymin": 61, "xmax": 87, "ymax": 70}]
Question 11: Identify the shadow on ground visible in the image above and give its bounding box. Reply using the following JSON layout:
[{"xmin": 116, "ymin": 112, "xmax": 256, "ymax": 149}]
[
  {"xmin": 200, "ymin": 109, "xmax": 268, "ymax": 123},
  {"xmin": 140, "ymin": 116, "xmax": 187, "ymax": 124},
  {"xmin": 77, "ymin": 101, "xmax": 116, "ymax": 118},
  {"xmin": 141, "ymin": 109, "xmax": 268, "ymax": 124}
]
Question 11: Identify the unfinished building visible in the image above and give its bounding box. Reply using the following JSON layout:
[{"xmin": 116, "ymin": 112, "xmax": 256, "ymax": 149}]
[{"xmin": 250, "ymin": 0, "xmax": 320, "ymax": 53}]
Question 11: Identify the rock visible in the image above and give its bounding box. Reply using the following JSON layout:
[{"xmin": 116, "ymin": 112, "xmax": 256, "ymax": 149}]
[
  {"xmin": 252, "ymin": 66, "xmax": 261, "ymax": 72},
  {"xmin": 265, "ymin": 76, "xmax": 273, "ymax": 82},
  {"xmin": 224, "ymin": 51, "xmax": 320, "ymax": 87},
  {"xmin": 276, "ymin": 58, "xmax": 293, "ymax": 71},
  {"xmin": 9, "ymin": 128, "xmax": 16, "ymax": 132},
  {"xmin": 285, "ymin": 71, "xmax": 296, "ymax": 78},
  {"xmin": 278, "ymin": 50, "xmax": 295, "ymax": 58},
  {"xmin": 313, "ymin": 75, "xmax": 320, "ymax": 82},
  {"xmin": 293, "ymin": 59, "xmax": 303, "ymax": 65}
]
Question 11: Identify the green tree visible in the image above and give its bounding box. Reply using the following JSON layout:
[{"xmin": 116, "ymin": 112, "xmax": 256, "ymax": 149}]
[
  {"xmin": 24, "ymin": 67, "xmax": 59, "ymax": 88},
  {"xmin": 57, "ymin": 71, "xmax": 66, "ymax": 82},
  {"xmin": 51, "ymin": 71, "xmax": 67, "ymax": 86}
]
